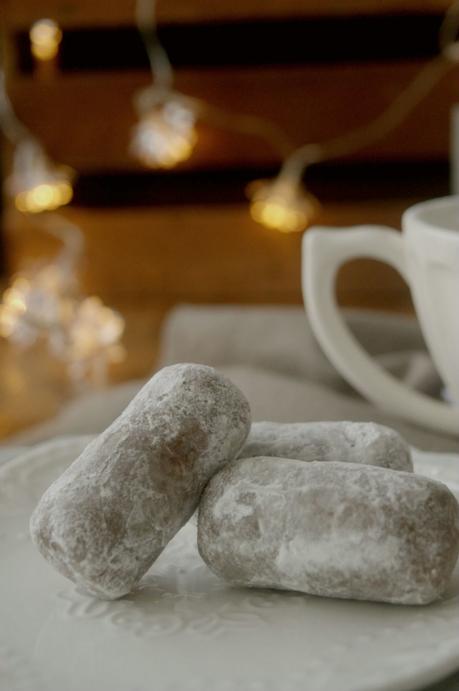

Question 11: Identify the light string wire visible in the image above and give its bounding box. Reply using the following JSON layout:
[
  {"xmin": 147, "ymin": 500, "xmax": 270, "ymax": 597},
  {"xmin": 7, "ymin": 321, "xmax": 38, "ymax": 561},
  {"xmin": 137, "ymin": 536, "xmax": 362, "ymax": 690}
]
[
  {"xmin": 25, "ymin": 212, "xmax": 84, "ymax": 272},
  {"xmin": 1, "ymin": 212, "xmax": 85, "ymax": 336},
  {"xmin": 0, "ymin": 37, "xmax": 124, "ymax": 382},
  {"xmin": 134, "ymin": 0, "xmax": 295, "ymax": 159},
  {"xmin": 0, "ymin": 64, "xmax": 79, "ymax": 251},
  {"xmin": 135, "ymin": 0, "xmax": 459, "ymax": 185},
  {"xmin": 5, "ymin": 214, "xmax": 83, "ymax": 337},
  {"xmin": 1, "ymin": 23, "xmax": 76, "ymax": 216},
  {"xmin": 0, "ymin": 55, "xmax": 80, "ymax": 255},
  {"xmin": 0, "ymin": 208, "xmax": 125, "ymax": 381},
  {"xmin": 135, "ymin": 0, "xmax": 174, "ymax": 91},
  {"xmin": 0, "ymin": 69, "xmax": 34, "ymax": 144},
  {"xmin": 0, "ymin": 28, "xmax": 48, "ymax": 147},
  {"xmin": 192, "ymin": 99, "xmax": 295, "ymax": 159},
  {"xmin": 0, "ymin": 64, "xmax": 75, "ymax": 214},
  {"xmin": 439, "ymin": 0, "xmax": 459, "ymax": 59},
  {"xmin": 279, "ymin": 56, "xmax": 454, "ymax": 184},
  {"xmin": 0, "ymin": 33, "xmax": 80, "ymax": 315}
]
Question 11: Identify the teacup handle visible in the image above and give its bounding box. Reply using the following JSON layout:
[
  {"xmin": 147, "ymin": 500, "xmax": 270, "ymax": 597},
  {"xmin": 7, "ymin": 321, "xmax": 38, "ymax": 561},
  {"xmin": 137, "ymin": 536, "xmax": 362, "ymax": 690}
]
[{"xmin": 302, "ymin": 225, "xmax": 459, "ymax": 436}]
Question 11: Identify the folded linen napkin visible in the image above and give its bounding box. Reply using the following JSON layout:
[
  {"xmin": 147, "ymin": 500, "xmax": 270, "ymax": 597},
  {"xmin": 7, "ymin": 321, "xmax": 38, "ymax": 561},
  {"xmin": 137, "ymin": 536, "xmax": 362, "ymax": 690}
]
[
  {"xmin": 159, "ymin": 305, "xmax": 440, "ymax": 398},
  {"xmin": 4, "ymin": 305, "xmax": 457, "ymax": 452}
]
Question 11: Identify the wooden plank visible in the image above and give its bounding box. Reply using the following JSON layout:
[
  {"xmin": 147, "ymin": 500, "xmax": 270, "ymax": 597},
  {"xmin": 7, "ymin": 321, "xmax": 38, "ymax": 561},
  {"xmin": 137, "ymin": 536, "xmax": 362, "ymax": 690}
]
[
  {"xmin": 4, "ymin": 0, "xmax": 451, "ymax": 30},
  {"xmin": 7, "ymin": 61, "xmax": 457, "ymax": 173},
  {"xmin": 4, "ymin": 198, "xmax": 415, "ymax": 310}
]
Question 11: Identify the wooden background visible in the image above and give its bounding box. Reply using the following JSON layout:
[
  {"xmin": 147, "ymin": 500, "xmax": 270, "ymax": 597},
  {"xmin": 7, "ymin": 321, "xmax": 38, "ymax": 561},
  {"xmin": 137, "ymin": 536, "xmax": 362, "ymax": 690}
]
[
  {"xmin": 4, "ymin": 1, "xmax": 454, "ymax": 27},
  {"xmin": 2, "ymin": 0, "xmax": 456, "ymax": 310},
  {"xmin": 0, "ymin": 1, "xmax": 456, "ymax": 435}
]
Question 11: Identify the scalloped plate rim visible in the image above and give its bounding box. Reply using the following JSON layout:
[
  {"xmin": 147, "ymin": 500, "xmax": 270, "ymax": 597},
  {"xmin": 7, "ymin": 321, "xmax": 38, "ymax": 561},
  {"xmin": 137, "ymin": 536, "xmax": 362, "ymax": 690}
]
[{"xmin": 0, "ymin": 437, "xmax": 458, "ymax": 691}]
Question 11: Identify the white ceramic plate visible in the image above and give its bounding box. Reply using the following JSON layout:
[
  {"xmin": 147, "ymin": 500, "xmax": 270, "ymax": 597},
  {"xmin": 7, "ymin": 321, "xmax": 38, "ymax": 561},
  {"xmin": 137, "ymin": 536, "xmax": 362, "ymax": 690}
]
[{"xmin": 1, "ymin": 438, "xmax": 459, "ymax": 691}]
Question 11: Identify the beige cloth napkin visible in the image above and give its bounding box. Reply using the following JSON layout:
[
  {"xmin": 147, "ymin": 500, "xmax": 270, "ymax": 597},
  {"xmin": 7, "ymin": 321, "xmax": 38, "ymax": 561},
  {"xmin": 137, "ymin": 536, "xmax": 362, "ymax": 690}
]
[
  {"xmin": 159, "ymin": 305, "xmax": 457, "ymax": 452},
  {"xmin": 5, "ymin": 305, "xmax": 458, "ymax": 452}
]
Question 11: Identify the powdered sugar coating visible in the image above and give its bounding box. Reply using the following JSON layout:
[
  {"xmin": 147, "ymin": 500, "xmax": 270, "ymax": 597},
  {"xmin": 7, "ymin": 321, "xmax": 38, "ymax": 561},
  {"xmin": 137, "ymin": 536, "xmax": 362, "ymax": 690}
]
[
  {"xmin": 240, "ymin": 421, "xmax": 412, "ymax": 471},
  {"xmin": 198, "ymin": 458, "xmax": 459, "ymax": 605},
  {"xmin": 30, "ymin": 364, "xmax": 251, "ymax": 600}
]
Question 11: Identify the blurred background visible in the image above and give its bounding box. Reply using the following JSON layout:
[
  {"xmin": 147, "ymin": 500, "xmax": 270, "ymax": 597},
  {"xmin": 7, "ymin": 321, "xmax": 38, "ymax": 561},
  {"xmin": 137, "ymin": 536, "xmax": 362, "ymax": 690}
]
[{"xmin": 0, "ymin": 0, "xmax": 457, "ymax": 440}]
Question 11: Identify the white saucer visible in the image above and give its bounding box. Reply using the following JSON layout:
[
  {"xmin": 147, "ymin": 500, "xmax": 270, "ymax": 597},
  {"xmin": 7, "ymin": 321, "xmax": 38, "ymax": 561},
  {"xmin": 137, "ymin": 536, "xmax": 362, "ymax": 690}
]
[{"xmin": 1, "ymin": 437, "xmax": 459, "ymax": 691}]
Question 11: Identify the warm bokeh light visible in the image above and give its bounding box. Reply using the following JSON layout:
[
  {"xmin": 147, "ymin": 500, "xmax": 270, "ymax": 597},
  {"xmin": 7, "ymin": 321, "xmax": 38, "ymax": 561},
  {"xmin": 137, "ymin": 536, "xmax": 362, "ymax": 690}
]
[
  {"xmin": 66, "ymin": 297, "xmax": 125, "ymax": 362},
  {"xmin": 0, "ymin": 265, "xmax": 125, "ymax": 385},
  {"xmin": 247, "ymin": 177, "xmax": 320, "ymax": 233},
  {"xmin": 6, "ymin": 139, "xmax": 74, "ymax": 214},
  {"xmin": 29, "ymin": 19, "xmax": 62, "ymax": 61},
  {"xmin": 15, "ymin": 181, "xmax": 73, "ymax": 214},
  {"xmin": 0, "ymin": 266, "xmax": 71, "ymax": 345},
  {"xmin": 131, "ymin": 99, "xmax": 197, "ymax": 168}
]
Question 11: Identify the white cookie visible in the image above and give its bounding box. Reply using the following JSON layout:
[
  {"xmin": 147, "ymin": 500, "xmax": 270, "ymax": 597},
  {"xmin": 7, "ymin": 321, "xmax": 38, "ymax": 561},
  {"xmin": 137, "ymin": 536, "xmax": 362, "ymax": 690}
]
[
  {"xmin": 240, "ymin": 421, "xmax": 412, "ymax": 471},
  {"xmin": 30, "ymin": 364, "xmax": 251, "ymax": 599},
  {"xmin": 198, "ymin": 457, "xmax": 459, "ymax": 605}
]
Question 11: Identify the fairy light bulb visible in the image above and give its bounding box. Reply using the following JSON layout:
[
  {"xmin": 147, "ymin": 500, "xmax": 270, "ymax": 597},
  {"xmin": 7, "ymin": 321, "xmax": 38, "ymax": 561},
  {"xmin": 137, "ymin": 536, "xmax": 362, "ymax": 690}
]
[
  {"xmin": 247, "ymin": 177, "xmax": 320, "ymax": 233},
  {"xmin": 0, "ymin": 264, "xmax": 125, "ymax": 385},
  {"xmin": 63, "ymin": 297, "xmax": 126, "ymax": 385},
  {"xmin": 131, "ymin": 91, "xmax": 197, "ymax": 169},
  {"xmin": 0, "ymin": 278, "xmax": 29, "ymax": 340},
  {"xmin": 29, "ymin": 19, "xmax": 62, "ymax": 61},
  {"xmin": 65, "ymin": 297, "xmax": 125, "ymax": 362},
  {"xmin": 6, "ymin": 139, "xmax": 74, "ymax": 214},
  {"xmin": 0, "ymin": 264, "xmax": 74, "ymax": 346}
]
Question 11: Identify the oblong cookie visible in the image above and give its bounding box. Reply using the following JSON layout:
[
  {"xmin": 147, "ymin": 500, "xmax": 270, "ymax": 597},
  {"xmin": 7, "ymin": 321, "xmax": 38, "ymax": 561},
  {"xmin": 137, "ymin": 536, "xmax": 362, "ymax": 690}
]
[
  {"xmin": 198, "ymin": 457, "xmax": 459, "ymax": 605},
  {"xmin": 240, "ymin": 421, "xmax": 412, "ymax": 471},
  {"xmin": 30, "ymin": 364, "xmax": 251, "ymax": 599}
]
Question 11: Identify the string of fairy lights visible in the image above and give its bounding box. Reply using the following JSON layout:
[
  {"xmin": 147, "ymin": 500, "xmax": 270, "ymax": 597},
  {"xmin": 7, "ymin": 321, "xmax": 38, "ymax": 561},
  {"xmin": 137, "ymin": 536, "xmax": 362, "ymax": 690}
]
[
  {"xmin": 0, "ymin": 32, "xmax": 124, "ymax": 385},
  {"xmin": 0, "ymin": 210, "xmax": 125, "ymax": 387},
  {"xmin": 128, "ymin": 0, "xmax": 459, "ymax": 233},
  {"xmin": 0, "ymin": 0, "xmax": 459, "ymax": 385}
]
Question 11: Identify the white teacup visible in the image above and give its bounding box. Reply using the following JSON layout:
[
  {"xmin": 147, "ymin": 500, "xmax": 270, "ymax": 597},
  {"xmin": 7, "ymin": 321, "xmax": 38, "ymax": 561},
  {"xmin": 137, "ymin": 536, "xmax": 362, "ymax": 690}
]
[{"xmin": 302, "ymin": 196, "xmax": 459, "ymax": 436}]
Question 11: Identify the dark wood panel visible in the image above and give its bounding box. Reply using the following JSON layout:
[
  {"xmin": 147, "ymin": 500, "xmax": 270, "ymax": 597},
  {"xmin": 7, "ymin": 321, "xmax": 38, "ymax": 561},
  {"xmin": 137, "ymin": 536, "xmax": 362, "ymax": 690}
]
[
  {"xmin": 13, "ymin": 16, "xmax": 444, "ymax": 74},
  {"xmin": 7, "ymin": 61, "xmax": 458, "ymax": 172},
  {"xmin": 4, "ymin": 0, "xmax": 451, "ymax": 29}
]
